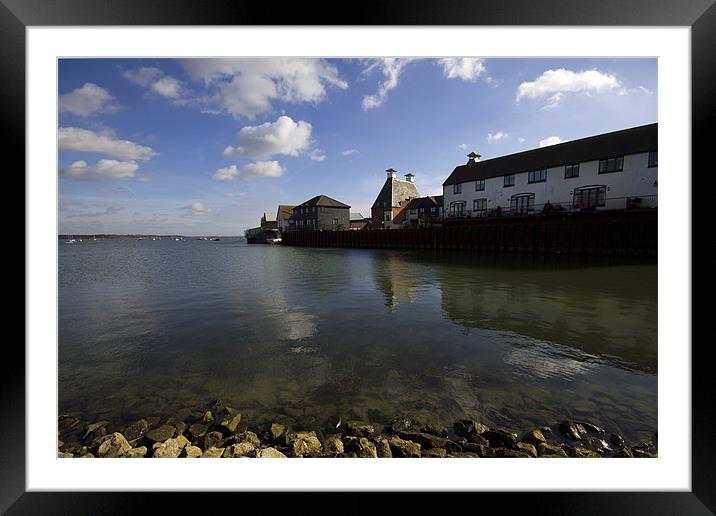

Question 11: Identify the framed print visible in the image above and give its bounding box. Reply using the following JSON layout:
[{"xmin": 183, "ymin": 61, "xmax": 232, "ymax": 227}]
[{"xmin": 7, "ymin": 0, "xmax": 714, "ymax": 512}]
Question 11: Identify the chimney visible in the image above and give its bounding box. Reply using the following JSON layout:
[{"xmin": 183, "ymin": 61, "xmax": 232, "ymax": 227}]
[
  {"xmin": 404, "ymin": 173, "xmax": 415, "ymax": 183},
  {"xmin": 467, "ymin": 152, "xmax": 481, "ymax": 163},
  {"xmin": 386, "ymin": 168, "xmax": 397, "ymax": 178}
]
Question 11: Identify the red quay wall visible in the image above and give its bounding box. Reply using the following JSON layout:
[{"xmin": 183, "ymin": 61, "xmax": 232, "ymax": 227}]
[{"xmin": 281, "ymin": 209, "xmax": 657, "ymax": 255}]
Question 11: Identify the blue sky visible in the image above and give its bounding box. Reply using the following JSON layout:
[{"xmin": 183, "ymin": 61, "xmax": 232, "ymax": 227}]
[{"xmin": 58, "ymin": 58, "xmax": 657, "ymax": 235}]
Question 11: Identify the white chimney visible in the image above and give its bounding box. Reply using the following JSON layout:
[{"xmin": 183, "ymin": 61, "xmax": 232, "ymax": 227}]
[
  {"xmin": 386, "ymin": 167, "xmax": 397, "ymax": 178},
  {"xmin": 467, "ymin": 152, "xmax": 481, "ymax": 163},
  {"xmin": 404, "ymin": 173, "xmax": 415, "ymax": 183}
]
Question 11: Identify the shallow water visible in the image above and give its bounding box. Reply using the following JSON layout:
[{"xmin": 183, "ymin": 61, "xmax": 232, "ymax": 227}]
[{"xmin": 58, "ymin": 238, "xmax": 657, "ymax": 441}]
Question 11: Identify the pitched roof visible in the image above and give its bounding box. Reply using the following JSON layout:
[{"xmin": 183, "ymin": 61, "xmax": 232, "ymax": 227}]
[
  {"xmin": 349, "ymin": 212, "xmax": 365, "ymax": 221},
  {"xmin": 372, "ymin": 176, "xmax": 421, "ymax": 208},
  {"xmin": 262, "ymin": 212, "xmax": 277, "ymax": 222},
  {"xmin": 277, "ymin": 205, "xmax": 295, "ymax": 219},
  {"xmin": 443, "ymin": 123, "xmax": 657, "ymax": 186},
  {"xmin": 294, "ymin": 195, "xmax": 350, "ymax": 209}
]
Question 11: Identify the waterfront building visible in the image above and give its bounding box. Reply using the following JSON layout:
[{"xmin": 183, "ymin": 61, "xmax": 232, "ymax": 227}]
[
  {"xmin": 276, "ymin": 205, "xmax": 295, "ymax": 233},
  {"xmin": 442, "ymin": 123, "xmax": 658, "ymax": 219},
  {"xmin": 371, "ymin": 169, "xmax": 421, "ymax": 228},
  {"xmin": 261, "ymin": 212, "xmax": 278, "ymax": 230},
  {"xmin": 349, "ymin": 212, "xmax": 370, "ymax": 230},
  {"xmin": 393, "ymin": 195, "xmax": 444, "ymax": 228},
  {"xmin": 292, "ymin": 195, "xmax": 351, "ymax": 231}
]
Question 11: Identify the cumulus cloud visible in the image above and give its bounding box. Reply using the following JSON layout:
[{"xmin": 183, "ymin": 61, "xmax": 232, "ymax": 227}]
[
  {"xmin": 59, "ymin": 83, "xmax": 118, "ymax": 117},
  {"xmin": 58, "ymin": 127, "xmax": 157, "ymax": 160},
  {"xmin": 178, "ymin": 202, "xmax": 210, "ymax": 216},
  {"xmin": 361, "ymin": 58, "xmax": 415, "ymax": 110},
  {"xmin": 439, "ymin": 58, "xmax": 487, "ymax": 81},
  {"xmin": 181, "ymin": 58, "xmax": 347, "ymax": 119},
  {"xmin": 308, "ymin": 149, "xmax": 326, "ymax": 161},
  {"xmin": 516, "ymin": 69, "xmax": 621, "ymax": 108},
  {"xmin": 539, "ymin": 136, "xmax": 564, "ymax": 147},
  {"xmin": 342, "ymin": 148, "xmax": 359, "ymax": 156},
  {"xmin": 123, "ymin": 66, "xmax": 186, "ymax": 100},
  {"xmin": 487, "ymin": 131, "xmax": 509, "ymax": 143},
  {"xmin": 223, "ymin": 116, "xmax": 312, "ymax": 160},
  {"xmin": 62, "ymin": 159, "xmax": 139, "ymax": 181},
  {"xmin": 212, "ymin": 161, "xmax": 285, "ymax": 181}
]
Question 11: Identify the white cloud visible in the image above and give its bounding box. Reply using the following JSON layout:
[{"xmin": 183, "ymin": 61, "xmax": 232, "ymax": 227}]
[
  {"xmin": 181, "ymin": 58, "xmax": 347, "ymax": 119},
  {"xmin": 518, "ymin": 137, "xmax": 526, "ymax": 143},
  {"xmin": 457, "ymin": 144, "xmax": 467, "ymax": 150},
  {"xmin": 66, "ymin": 204, "xmax": 125, "ymax": 218},
  {"xmin": 487, "ymin": 131, "xmax": 509, "ymax": 143},
  {"xmin": 516, "ymin": 69, "xmax": 621, "ymax": 108},
  {"xmin": 62, "ymin": 159, "xmax": 139, "ymax": 181},
  {"xmin": 223, "ymin": 116, "xmax": 312, "ymax": 160},
  {"xmin": 342, "ymin": 148, "xmax": 360, "ymax": 156},
  {"xmin": 439, "ymin": 58, "xmax": 487, "ymax": 81},
  {"xmin": 123, "ymin": 66, "xmax": 186, "ymax": 100},
  {"xmin": 151, "ymin": 76, "xmax": 183, "ymax": 99},
  {"xmin": 58, "ymin": 127, "xmax": 157, "ymax": 160},
  {"xmin": 59, "ymin": 83, "xmax": 118, "ymax": 117},
  {"xmin": 361, "ymin": 58, "xmax": 414, "ymax": 110},
  {"xmin": 308, "ymin": 149, "xmax": 326, "ymax": 161},
  {"xmin": 539, "ymin": 136, "xmax": 564, "ymax": 147},
  {"xmin": 178, "ymin": 202, "xmax": 210, "ymax": 216},
  {"xmin": 212, "ymin": 161, "xmax": 285, "ymax": 181}
]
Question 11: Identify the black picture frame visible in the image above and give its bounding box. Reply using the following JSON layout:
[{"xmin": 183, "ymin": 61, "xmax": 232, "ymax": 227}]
[{"xmin": 6, "ymin": 0, "xmax": 714, "ymax": 513}]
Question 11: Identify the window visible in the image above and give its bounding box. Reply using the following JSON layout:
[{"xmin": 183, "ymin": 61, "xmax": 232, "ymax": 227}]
[
  {"xmin": 449, "ymin": 201, "xmax": 466, "ymax": 216},
  {"xmin": 320, "ymin": 206, "xmax": 325, "ymax": 213},
  {"xmin": 453, "ymin": 183, "xmax": 462, "ymax": 194},
  {"xmin": 333, "ymin": 218, "xmax": 339, "ymax": 225},
  {"xmin": 473, "ymin": 198, "xmax": 487, "ymax": 211},
  {"xmin": 510, "ymin": 194, "xmax": 535, "ymax": 214},
  {"xmin": 409, "ymin": 209, "xmax": 417, "ymax": 215},
  {"xmin": 430, "ymin": 207, "xmax": 436, "ymax": 213},
  {"xmin": 648, "ymin": 150, "xmax": 658, "ymax": 167},
  {"xmin": 599, "ymin": 156, "xmax": 624, "ymax": 173},
  {"xmin": 564, "ymin": 163, "xmax": 580, "ymax": 178},
  {"xmin": 419, "ymin": 208, "xmax": 424, "ymax": 214},
  {"xmin": 475, "ymin": 179, "xmax": 485, "ymax": 191},
  {"xmin": 573, "ymin": 186, "xmax": 606, "ymax": 209},
  {"xmin": 504, "ymin": 174, "xmax": 515, "ymax": 187},
  {"xmin": 528, "ymin": 169, "xmax": 547, "ymax": 183}
]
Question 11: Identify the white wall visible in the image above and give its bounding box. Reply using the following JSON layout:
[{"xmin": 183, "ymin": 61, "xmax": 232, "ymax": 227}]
[{"xmin": 442, "ymin": 151, "xmax": 658, "ymax": 217}]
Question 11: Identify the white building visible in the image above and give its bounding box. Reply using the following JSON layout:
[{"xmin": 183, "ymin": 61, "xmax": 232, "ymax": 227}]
[{"xmin": 442, "ymin": 124, "xmax": 658, "ymax": 219}]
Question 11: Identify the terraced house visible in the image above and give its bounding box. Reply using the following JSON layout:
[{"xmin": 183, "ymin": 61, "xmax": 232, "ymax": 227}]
[{"xmin": 442, "ymin": 124, "xmax": 658, "ymax": 219}]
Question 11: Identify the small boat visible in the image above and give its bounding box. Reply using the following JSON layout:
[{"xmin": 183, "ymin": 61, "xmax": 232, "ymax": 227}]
[
  {"xmin": 65, "ymin": 239, "xmax": 77, "ymax": 244},
  {"xmin": 211, "ymin": 237, "xmax": 220, "ymax": 241},
  {"xmin": 266, "ymin": 237, "xmax": 282, "ymax": 244}
]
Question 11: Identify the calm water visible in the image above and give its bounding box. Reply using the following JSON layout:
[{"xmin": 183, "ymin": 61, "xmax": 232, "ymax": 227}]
[{"xmin": 58, "ymin": 238, "xmax": 657, "ymax": 441}]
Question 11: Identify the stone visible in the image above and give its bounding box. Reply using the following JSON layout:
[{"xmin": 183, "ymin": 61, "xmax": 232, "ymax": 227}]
[
  {"xmin": 453, "ymin": 419, "xmax": 489, "ymax": 438},
  {"xmin": 201, "ymin": 447, "xmax": 225, "ymax": 458},
  {"xmin": 388, "ymin": 436, "xmax": 421, "ymax": 458},
  {"xmin": 189, "ymin": 423, "xmax": 208, "ymax": 440},
  {"xmin": 423, "ymin": 448, "xmax": 447, "ymax": 458},
  {"xmin": 395, "ymin": 430, "xmax": 447, "ymax": 449},
  {"xmin": 558, "ymin": 421, "xmax": 585, "ymax": 441},
  {"xmin": 389, "ymin": 417, "xmax": 411, "ymax": 433},
  {"xmin": 569, "ymin": 446, "xmax": 601, "ymax": 458},
  {"xmin": 174, "ymin": 421, "xmax": 187, "ymax": 436},
  {"xmin": 516, "ymin": 442, "xmax": 538, "ymax": 457},
  {"xmin": 632, "ymin": 449, "xmax": 657, "ymax": 458},
  {"xmin": 346, "ymin": 421, "xmax": 375, "ymax": 438},
  {"xmin": 445, "ymin": 440, "xmax": 463, "ymax": 454},
  {"xmin": 123, "ymin": 419, "xmax": 149, "ymax": 443},
  {"xmin": 58, "ymin": 415, "xmax": 80, "ymax": 432},
  {"xmin": 356, "ymin": 438, "xmax": 378, "ymax": 458},
  {"xmin": 97, "ymin": 432, "xmax": 132, "ymax": 458},
  {"xmin": 270, "ymin": 423, "xmax": 286, "ymax": 440},
  {"xmin": 583, "ymin": 437, "xmax": 611, "ymax": 454},
  {"xmin": 203, "ymin": 431, "xmax": 224, "ymax": 450},
  {"xmin": 577, "ymin": 421, "xmax": 605, "ymax": 434},
  {"xmin": 223, "ymin": 442, "xmax": 255, "ymax": 458},
  {"xmin": 466, "ymin": 433, "xmax": 489, "ymax": 447},
  {"xmin": 522, "ymin": 428, "xmax": 547, "ymax": 446},
  {"xmin": 257, "ymin": 447, "xmax": 287, "ymax": 458},
  {"xmin": 123, "ymin": 446, "xmax": 147, "ymax": 458},
  {"xmin": 537, "ymin": 443, "xmax": 568, "ymax": 457},
  {"xmin": 78, "ymin": 453, "xmax": 94, "ymax": 458},
  {"xmin": 449, "ymin": 452, "xmax": 480, "ymax": 458},
  {"xmin": 494, "ymin": 448, "xmax": 532, "ymax": 458},
  {"xmin": 614, "ymin": 446, "xmax": 635, "ymax": 458},
  {"xmin": 58, "ymin": 439, "xmax": 64, "ymax": 449},
  {"xmin": 182, "ymin": 446, "xmax": 202, "ymax": 458},
  {"xmin": 374, "ymin": 436, "xmax": 392, "ymax": 458},
  {"xmin": 482, "ymin": 428, "xmax": 518, "ymax": 449},
  {"xmin": 83, "ymin": 421, "xmax": 109, "ymax": 440},
  {"xmin": 203, "ymin": 410, "xmax": 214, "ymax": 423},
  {"xmin": 145, "ymin": 425, "xmax": 176, "ymax": 443},
  {"xmin": 238, "ymin": 431, "xmax": 261, "ymax": 448},
  {"xmin": 292, "ymin": 431, "xmax": 323, "ymax": 457},
  {"xmin": 421, "ymin": 424, "xmax": 449, "ymax": 437},
  {"xmin": 153, "ymin": 435, "xmax": 188, "ymax": 458},
  {"xmin": 58, "ymin": 452, "xmax": 74, "ymax": 458},
  {"xmin": 219, "ymin": 414, "xmax": 242, "ymax": 434},
  {"xmin": 609, "ymin": 433, "xmax": 626, "ymax": 448},
  {"xmin": 324, "ymin": 435, "xmax": 344, "ymax": 455}
]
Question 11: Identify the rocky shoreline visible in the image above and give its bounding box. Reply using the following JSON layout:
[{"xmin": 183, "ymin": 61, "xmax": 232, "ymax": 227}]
[{"xmin": 57, "ymin": 400, "xmax": 657, "ymax": 458}]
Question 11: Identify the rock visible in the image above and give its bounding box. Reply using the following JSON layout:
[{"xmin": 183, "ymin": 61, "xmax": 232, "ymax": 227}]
[
  {"xmin": 569, "ymin": 446, "xmax": 601, "ymax": 458},
  {"xmin": 540, "ymin": 426, "xmax": 552, "ymax": 434},
  {"xmin": 219, "ymin": 414, "xmax": 242, "ymax": 434},
  {"xmin": 346, "ymin": 421, "xmax": 375, "ymax": 439},
  {"xmin": 374, "ymin": 437, "xmax": 392, "ymax": 458},
  {"xmin": 516, "ymin": 442, "xmax": 538, "ymax": 457},
  {"xmin": 453, "ymin": 419, "xmax": 489, "ymax": 438},
  {"xmin": 203, "ymin": 410, "xmax": 214, "ymax": 423},
  {"xmin": 257, "ymin": 447, "xmax": 287, "ymax": 458},
  {"xmin": 423, "ymin": 448, "xmax": 447, "ymax": 458},
  {"xmin": 388, "ymin": 436, "xmax": 421, "ymax": 458},
  {"xmin": 58, "ymin": 439, "xmax": 64, "ymax": 449},
  {"xmin": 174, "ymin": 421, "xmax": 187, "ymax": 436},
  {"xmin": 583, "ymin": 437, "xmax": 611, "ymax": 454},
  {"xmin": 421, "ymin": 424, "xmax": 449, "ymax": 438},
  {"xmin": 203, "ymin": 431, "xmax": 224, "ymax": 450},
  {"xmin": 153, "ymin": 435, "xmax": 189, "ymax": 458},
  {"xmin": 577, "ymin": 421, "xmax": 605, "ymax": 434},
  {"xmin": 466, "ymin": 433, "xmax": 489, "ymax": 447},
  {"xmin": 97, "ymin": 432, "xmax": 132, "ymax": 458},
  {"xmin": 292, "ymin": 431, "xmax": 323, "ymax": 457},
  {"xmin": 78, "ymin": 453, "xmax": 94, "ymax": 458},
  {"xmin": 537, "ymin": 443, "xmax": 568, "ymax": 457},
  {"xmin": 238, "ymin": 431, "xmax": 261, "ymax": 448},
  {"xmin": 189, "ymin": 423, "xmax": 208, "ymax": 440},
  {"xmin": 201, "ymin": 447, "xmax": 225, "ymax": 458},
  {"xmin": 558, "ymin": 421, "xmax": 585, "ymax": 441},
  {"xmin": 123, "ymin": 446, "xmax": 147, "ymax": 458},
  {"xmin": 614, "ymin": 446, "xmax": 635, "ymax": 458},
  {"xmin": 522, "ymin": 428, "xmax": 547, "ymax": 446},
  {"xmin": 270, "ymin": 423, "xmax": 286, "ymax": 440},
  {"xmin": 389, "ymin": 417, "xmax": 411, "ymax": 433},
  {"xmin": 324, "ymin": 435, "xmax": 344, "ymax": 455},
  {"xmin": 609, "ymin": 433, "xmax": 626, "ymax": 448},
  {"xmin": 182, "ymin": 445, "xmax": 202, "ymax": 458},
  {"xmin": 58, "ymin": 415, "xmax": 80, "ymax": 432},
  {"xmin": 223, "ymin": 442, "xmax": 255, "ymax": 458},
  {"xmin": 494, "ymin": 448, "xmax": 532, "ymax": 458},
  {"xmin": 482, "ymin": 428, "xmax": 518, "ymax": 449},
  {"xmin": 449, "ymin": 452, "xmax": 480, "ymax": 458},
  {"xmin": 123, "ymin": 419, "xmax": 149, "ymax": 443},
  {"xmin": 83, "ymin": 421, "xmax": 109, "ymax": 440},
  {"xmin": 445, "ymin": 440, "xmax": 463, "ymax": 455},
  {"xmin": 632, "ymin": 449, "xmax": 657, "ymax": 458},
  {"xmin": 145, "ymin": 425, "xmax": 176, "ymax": 443},
  {"xmin": 145, "ymin": 415, "xmax": 162, "ymax": 427},
  {"xmin": 395, "ymin": 430, "xmax": 447, "ymax": 449},
  {"xmin": 58, "ymin": 452, "xmax": 73, "ymax": 458}
]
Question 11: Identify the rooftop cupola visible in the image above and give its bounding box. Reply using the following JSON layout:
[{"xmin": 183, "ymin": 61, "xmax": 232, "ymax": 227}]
[
  {"xmin": 467, "ymin": 151, "xmax": 482, "ymax": 163},
  {"xmin": 386, "ymin": 168, "xmax": 397, "ymax": 178},
  {"xmin": 404, "ymin": 173, "xmax": 415, "ymax": 183}
]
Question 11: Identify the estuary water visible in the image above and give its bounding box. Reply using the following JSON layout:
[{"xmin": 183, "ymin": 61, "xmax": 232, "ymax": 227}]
[{"xmin": 58, "ymin": 238, "xmax": 657, "ymax": 441}]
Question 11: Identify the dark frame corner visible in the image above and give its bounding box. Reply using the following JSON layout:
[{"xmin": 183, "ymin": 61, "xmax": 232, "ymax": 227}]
[{"xmin": 8, "ymin": 0, "xmax": 715, "ymax": 513}]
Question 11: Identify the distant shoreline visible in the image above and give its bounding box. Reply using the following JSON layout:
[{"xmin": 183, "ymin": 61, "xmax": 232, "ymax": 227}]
[{"xmin": 58, "ymin": 234, "xmax": 245, "ymax": 240}]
